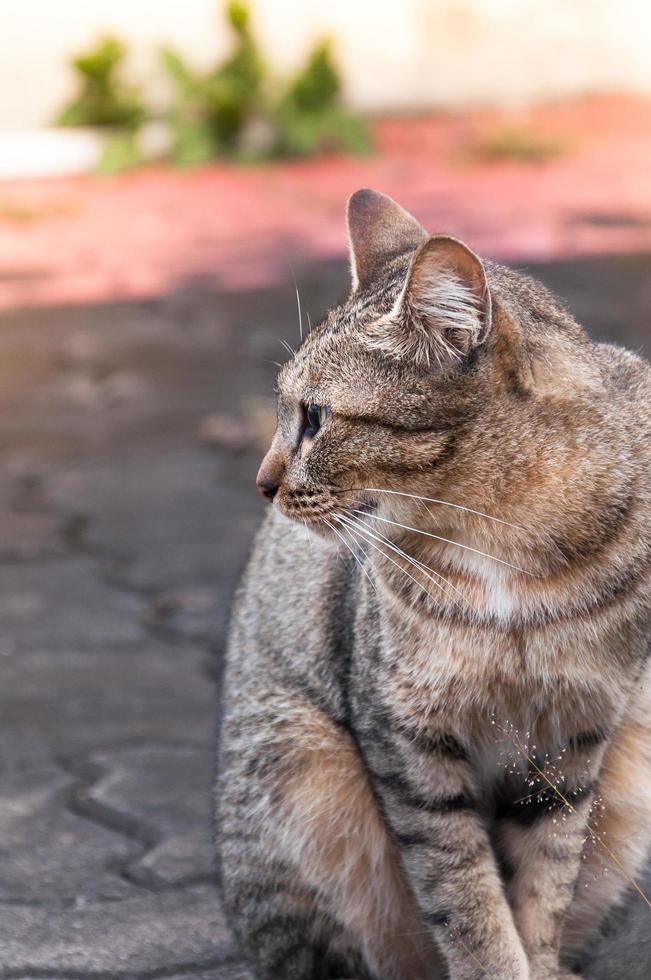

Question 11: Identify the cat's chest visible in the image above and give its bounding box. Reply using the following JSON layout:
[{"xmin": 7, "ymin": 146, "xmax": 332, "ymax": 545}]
[{"xmin": 362, "ymin": 609, "xmax": 624, "ymax": 735}]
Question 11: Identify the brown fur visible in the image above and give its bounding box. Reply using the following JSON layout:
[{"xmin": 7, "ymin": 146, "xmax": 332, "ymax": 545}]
[
  {"xmin": 277, "ymin": 704, "xmax": 439, "ymax": 979},
  {"xmin": 217, "ymin": 189, "xmax": 651, "ymax": 980}
]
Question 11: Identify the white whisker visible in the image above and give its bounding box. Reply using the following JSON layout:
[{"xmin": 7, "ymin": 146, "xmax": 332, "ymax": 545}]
[
  {"xmin": 322, "ymin": 517, "xmax": 376, "ymax": 594},
  {"xmin": 340, "ymin": 511, "xmax": 468, "ymax": 607},
  {"xmin": 287, "ymin": 264, "xmax": 304, "ymax": 344},
  {"xmin": 279, "ymin": 339, "xmax": 295, "ymax": 358},
  {"xmin": 337, "ymin": 514, "xmax": 449, "ymax": 609},
  {"xmin": 350, "ymin": 510, "xmax": 532, "ymax": 576},
  {"xmin": 355, "ymin": 487, "xmax": 525, "ymax": 531},
  {"xmin": 295, "ymin": 284, "xmax": 303, "ymax": 343},
  {"xmin": 343, "ymin": 515, "xmax": 465, "ymax": 609},
  {"xmin": 302, "ymin": 519, "xmax": 314, "ymax": 559},
  {"xmin": 335, "ymin": 519, "xmax": 371, "ymax": 571},
  {"xmin": 337, "ymin": 513, "xmax": 461, "ymax": 609}
]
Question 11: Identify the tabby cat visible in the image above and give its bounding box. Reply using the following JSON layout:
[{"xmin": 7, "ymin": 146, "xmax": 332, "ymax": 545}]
[{"xmin": 216, "ymin": 189, "xmax": 651, "ymax": 980}]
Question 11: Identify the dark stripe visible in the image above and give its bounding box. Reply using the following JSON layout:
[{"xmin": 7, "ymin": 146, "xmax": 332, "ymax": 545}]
[
  {"xmin": 375, "ymin": 433, "xmax": 459, "ymax": 476},
  {"xmin": 567, "ymin": 729, "xmax": 609, "ymax": 752},
  {"xmin": 230, "ymin": 878, "xmax": 287, "ymax": 900},
  {"xmin": 541, "ymin": 551, "xmax": 651, "ymax": 623},
  {"xmin": 365, "ymin": 710, "xmax": 470, "ymax": 763},
  {"xmin": 549, "ymin": 484, "xmax": 636, "ymax": 567},
  {"xmin": 394, "ymin": 829, "xmax": 488, "ymax": 874},
  {"xmin": 496, "ymin": 852, "xmax": 516, "ymax": 883},
  {"xmin": 336, "ymin": 411, "xmax": 451, "ymax": 436},
  {"xmin": 266, "ymin": 942, "xmax": 308, "ymax": 975},
  {"xmin": 372, "ymin": 769, "xmax": 414, "ymax": 796},
  {"xmin": 422, "ymin": 845, "xmax": 487, "ymax": 873},
  {"xmin": 374, "ymin": 770, "xmax": 475, "ymax": 813},
  {"xmin": 393, "ymin": 830, "xmax": 430, "ymax": 848},
  {"xmin": 410, "ymin": 792, "xmax": 475, "ymax": 815},
  {"xmin": 408, "ymin": 729, "xmax": 470, "ymax": 762},
  {"xmin": 497, "ymin": 782, "xmax": 594, "ymax": 826},
  {"xmin": 247, "ymin": 910, "xmax": 316, "ymax": 946},
  {"xmin": 363, "ymin": 725, "xmax": 395, "ymax": 755},
  {"xmin": 270, "ymin": 940, "xmax": 350, "ymax": 975}
]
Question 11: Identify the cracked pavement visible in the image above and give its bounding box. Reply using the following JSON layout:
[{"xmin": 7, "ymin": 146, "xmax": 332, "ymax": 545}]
[{"xmin": 0, "ymin": 255, "xmax": 649, "ymax": 978}]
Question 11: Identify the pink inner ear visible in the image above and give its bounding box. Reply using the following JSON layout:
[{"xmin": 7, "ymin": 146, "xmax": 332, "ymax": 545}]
[
  {"xmin": 404, "ymin": 236, "xmax": 492, "ymax": 347},
  {"xmin": 362, "ymin": 236, "xmax": 491, "ymax": 369}
]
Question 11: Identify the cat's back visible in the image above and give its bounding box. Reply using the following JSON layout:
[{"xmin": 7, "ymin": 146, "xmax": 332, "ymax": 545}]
[
  {"xmin": 596, "ymin": 341, "xmax": 651, "ymax": 457},
  {"xmin": 597, "ymin": 337, "xmax": 651, "ymax": 389}
]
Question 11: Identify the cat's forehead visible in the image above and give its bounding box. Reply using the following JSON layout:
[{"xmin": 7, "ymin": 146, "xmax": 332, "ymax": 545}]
[
  {"xmin": 278, "ymin": 266, "xmax": 410, "ymax": 392},
  {"xmin": 278, "ymin": 321, "xmax": 363, "ymax": 396},
  {"xmin": 277, "ymin": 322, "xmax": 415, "ymax": 413},
  {"xmin": 279, "ymin": 301, "xmax": 377, "ymax": 393}
]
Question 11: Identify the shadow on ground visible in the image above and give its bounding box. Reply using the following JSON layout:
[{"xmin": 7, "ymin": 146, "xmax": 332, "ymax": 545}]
[{"xmin": 0, "ymin": 253, "xmax": 648, "ymax": 978}]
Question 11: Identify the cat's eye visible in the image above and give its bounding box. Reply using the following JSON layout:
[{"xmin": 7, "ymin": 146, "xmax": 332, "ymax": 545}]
[{"xmin": 304, "ymin": 403, "xmax": 331, "ymax": 437}]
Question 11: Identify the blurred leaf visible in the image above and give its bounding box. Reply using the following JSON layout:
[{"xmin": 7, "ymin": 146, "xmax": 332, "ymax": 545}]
[
  {"xmin": 162, "ymin": 1, "xmax": 265, "ymax": 162},
  {"xmin": 69, "ymin": 3, "xmax": 373, "ymax": 168},
  {"xmin": 271, "ymin": 40, "xmax": 370, "ymax": 158},
  {"xmin": 273, "ymin": 104, "xmax": 370, "ymax": 158},
  {"xmin": 283, "ymin": 40, "xmax": 340, "ymax": 114},
  {"xmin": 96, "ymin": 132, "xmax": 143, "ymax": 175},
  {"xmin": 73, "ymin": 36, "xmax": 126, "ymax": 83},
  {"xmin": 226, "ymin": 0, "xmax": 251, "ymax": 35},
  {"xmin": 160, "ymin": 47, "xmax": 196, "ymax": 95},
  {"xmin": 168, "ymin": 120, "xmax": 218, "ymax": 167},
  {"xmin": 56, "ymin": 35, "xmax": 145, "ymax": 131}
]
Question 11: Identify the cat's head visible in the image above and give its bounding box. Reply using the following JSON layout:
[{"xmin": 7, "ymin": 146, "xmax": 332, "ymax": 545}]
[{"xmin": 256, "ymin": 188, "xmax": 596, "ymax": 557}]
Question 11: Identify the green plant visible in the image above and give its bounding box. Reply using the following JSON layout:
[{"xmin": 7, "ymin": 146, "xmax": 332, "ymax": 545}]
[
  {"xmin": 96, "ymin": 133, "xmax": 144, "ymax": 175},
  {"xmin": 162, "ymin": 4, "xmax": 369, "ymax": 164},
  {"xmin": 272, "ymin": 40, "xmax": 370, "ymax": 158},
  {"xmin": 162, "ymin": 0, "xmax": 265, "ymax": 164},
  {"xmin": 57, "ymin": 35, "xmax": 145, "ymax": 130},
  {"xmin": 56, "ymin": 2, "xmax": 371, "ymax": 171}
]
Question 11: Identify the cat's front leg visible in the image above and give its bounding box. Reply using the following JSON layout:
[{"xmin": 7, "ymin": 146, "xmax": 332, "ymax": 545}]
[
  {"xmin": 496, "ymin": 739, "xmax": 601, "ymax": 980},
  {"xmin": 563, "ymin": 698, "xmax": 651, "ymax": 962},
  {"xmin": 362, "ymin": 720, "xmax": 530, "ymax": 980}
]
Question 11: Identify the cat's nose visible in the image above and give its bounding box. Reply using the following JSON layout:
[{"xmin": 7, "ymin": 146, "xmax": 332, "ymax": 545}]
[
  {"xmin": 257, "ymin": 478, "xmax": 279, "ymax": 501},
  {"xmin": 257, "ymin": 444, "xmax": 284, "ymax": 501}
]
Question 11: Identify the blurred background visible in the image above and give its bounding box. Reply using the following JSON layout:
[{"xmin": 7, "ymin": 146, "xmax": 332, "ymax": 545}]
[{"xmin": 0, "ymin": 3, "xmax": 649, "ymax": 977}]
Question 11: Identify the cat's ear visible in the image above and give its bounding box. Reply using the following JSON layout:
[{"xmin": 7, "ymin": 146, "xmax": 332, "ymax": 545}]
[
  {"xmin": 370, "ymin": 235, "xmax": 492, "ymax": 368},
  {"xmin": 347, "ymin": 188, "xmax": 428, "ymax": 292}
]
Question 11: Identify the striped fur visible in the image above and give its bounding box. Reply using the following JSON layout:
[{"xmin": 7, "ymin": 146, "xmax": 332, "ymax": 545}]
[{"xmin": 216, "ymin": 190, "xmax": 651, "ymax": 980}]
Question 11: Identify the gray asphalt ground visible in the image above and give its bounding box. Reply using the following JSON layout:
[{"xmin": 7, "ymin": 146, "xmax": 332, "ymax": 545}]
[{"xmin": 0, "ymin": 254, "xmax": 649, "ymax": 979}]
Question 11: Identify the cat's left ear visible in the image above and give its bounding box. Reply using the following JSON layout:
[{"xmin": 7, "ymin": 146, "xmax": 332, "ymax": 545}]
[{"xmin": 371, "ymin": 235, "xmax": 492, "ymax": 368}]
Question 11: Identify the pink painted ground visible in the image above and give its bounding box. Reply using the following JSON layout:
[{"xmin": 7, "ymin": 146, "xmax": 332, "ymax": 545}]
[{"xmin": 1, "ymin": 96, "xmax": 651, "ymax": 310}]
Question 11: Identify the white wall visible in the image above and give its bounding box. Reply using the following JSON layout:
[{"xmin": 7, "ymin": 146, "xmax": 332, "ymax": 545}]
[{"xmin": 2, "ymin": 0, "xmax": 651, "ymax": 129}]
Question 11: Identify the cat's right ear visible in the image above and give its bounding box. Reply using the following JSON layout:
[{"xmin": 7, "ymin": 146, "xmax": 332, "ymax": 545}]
[
  {"xmin": 347, "ymin": 188, "xmax": 428, "ymax": 292},
  {"xmin": 368, "ymin": 235, "xmax": 492, "ymax": 369}
]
